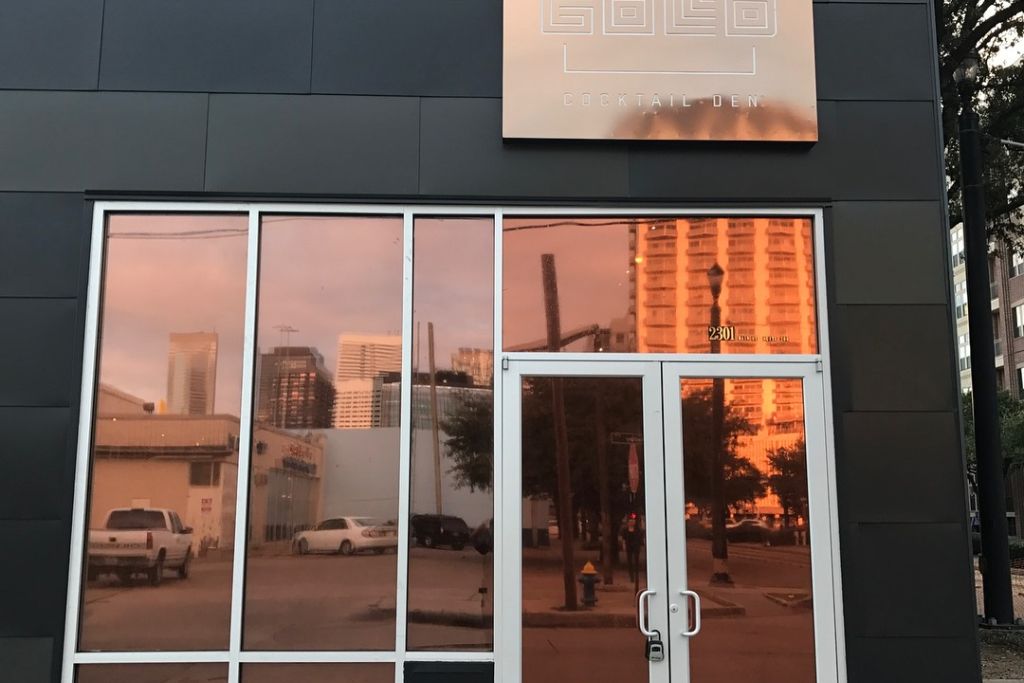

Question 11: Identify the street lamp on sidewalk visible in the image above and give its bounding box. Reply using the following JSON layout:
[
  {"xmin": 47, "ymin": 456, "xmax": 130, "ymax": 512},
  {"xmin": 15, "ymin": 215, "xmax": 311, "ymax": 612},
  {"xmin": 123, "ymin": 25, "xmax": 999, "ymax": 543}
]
[
  {"xmin": 707, "ymin": 263, "xmax": 732, "ymax": 585},
  {"xmin": 955, "ymin": 52, "xmax": 1014, "ymax": 624}
]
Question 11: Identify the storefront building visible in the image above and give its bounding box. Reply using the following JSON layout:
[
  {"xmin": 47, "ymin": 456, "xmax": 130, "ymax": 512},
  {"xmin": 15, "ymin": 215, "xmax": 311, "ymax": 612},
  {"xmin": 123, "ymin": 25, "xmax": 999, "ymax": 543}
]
[{"xmin": 0, "ymin": 1, "xmax": 979, "ymax": 682}]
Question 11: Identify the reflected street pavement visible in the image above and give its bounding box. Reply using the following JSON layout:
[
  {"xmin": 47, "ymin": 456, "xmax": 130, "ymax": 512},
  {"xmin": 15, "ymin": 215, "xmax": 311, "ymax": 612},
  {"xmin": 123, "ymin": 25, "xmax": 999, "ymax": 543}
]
[{"xmin": 81, "ymin": 549, "xmax": 491, "ymax": 652}]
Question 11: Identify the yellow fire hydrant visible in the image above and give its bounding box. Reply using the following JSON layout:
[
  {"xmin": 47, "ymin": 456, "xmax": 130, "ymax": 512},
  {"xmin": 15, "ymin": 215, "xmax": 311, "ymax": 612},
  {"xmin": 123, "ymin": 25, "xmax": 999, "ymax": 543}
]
[{"xmin": 578, "ymin": 561, "xmax": 599, "ymax": 607}]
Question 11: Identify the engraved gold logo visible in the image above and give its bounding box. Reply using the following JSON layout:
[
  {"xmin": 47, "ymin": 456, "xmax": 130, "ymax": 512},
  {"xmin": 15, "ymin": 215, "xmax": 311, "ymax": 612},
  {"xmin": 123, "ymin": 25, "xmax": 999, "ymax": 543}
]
[{"xmin": 503, "ymin": 0, "xmax": 818, "ymax": 141}]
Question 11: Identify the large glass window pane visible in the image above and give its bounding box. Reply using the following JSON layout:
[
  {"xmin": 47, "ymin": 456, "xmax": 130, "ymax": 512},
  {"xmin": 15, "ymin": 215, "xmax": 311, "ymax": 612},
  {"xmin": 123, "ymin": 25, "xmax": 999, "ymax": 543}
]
[
  {"xmin": 77, "ymin": 663, "xmax": 228, "ymax": 682},
  {"xmin": 407, "ymin": 217, "xmax": 494, "ymax": 651},
  {"xmin": 81, "ymin": 214, "xmax": 248, "ymax": 651},
  {"xmin": 243, "ymin": 215, "xmax": 403, "ymax": 651},
  {"xmin": 242, "ymin": 664, "xmax": 393, "ymax": 683},
  {"xmin": 679, "ymin": 377, "xmax": 815, "ymax": 682},
  {"xmin": 520, "ymin": 377, "xmax": 651, "ymax": 683},
  {"xmin": 503, "ymin": 217, "xmax": 817, "ymax": 354}
]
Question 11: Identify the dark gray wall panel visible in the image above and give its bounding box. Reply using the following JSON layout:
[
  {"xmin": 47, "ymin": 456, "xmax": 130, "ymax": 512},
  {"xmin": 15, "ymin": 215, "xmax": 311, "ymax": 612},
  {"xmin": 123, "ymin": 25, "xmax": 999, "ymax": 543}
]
[
  {"xmin": 628, "ymin": 101, "xmax": 940, "ymax": 201},
  {"xmin": 205, "ymin": 94, "xmax": 419, "ymax": 195},
  {"xmin": 830, "ymin": 202, "xmax": 947, "ymax": 305},
  {"xmin": 0, "ymin": 408, "xmax": 72, "ymax": 521},
  {"xmin": 845, "ymin": 637, "xmax": 980, "ymax": 683},
  {"xmin": 0, "ymin": 521, "xmax": 68, "ymax": 635},
  {"xmin": 814, "ymin": 3, "xmax": 935, "ymax": 101},
  {"xmin": 0, "ymin": 194, "xmax": 88, "ymax": 298},
  {"xmin": 420, "ymin": 98, "xmax": 629, "ymax": 198},
  {"xmin": 0, "ymin": 0, "xmax": 103, "ymax": 90},
  {"xmin": 405, "ymin": 662, "xmax": 494, "ymax": 683},
  {"xmin": 0, "ymin": 299, "xmax": 78, "ymax": 407},
  {"xmin": 0, "ymin": 92, "xmax": 207, "ymax": 192},
  {"xmin": 828, "ymin": 305, "xmax": 955, "ymax": 412},
  {"xmin": 313, "ymin": 0, "xmax": 501, "ymax": 97},
  {"xmin": 100, "ymin": 0, "xmax": 314, "ymax": 94},
  {"xmin": 837, "ymin": 412, "xmax": 968, "ymax": 523},
  {"xmin": 841, "ymin": 523, "xmax": 975, "ymax": 638},
  {"xmin": 0, "ymin": 638, "xmax": 53, "ymax": 683}
]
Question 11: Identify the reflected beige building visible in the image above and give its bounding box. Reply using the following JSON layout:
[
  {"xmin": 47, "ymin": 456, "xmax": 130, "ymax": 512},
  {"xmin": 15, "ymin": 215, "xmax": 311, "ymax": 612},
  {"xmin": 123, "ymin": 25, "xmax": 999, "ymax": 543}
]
[
  {"xmin": 167, "ymin": 332, "xmax": 219, "ymax": 415},
  {"xmin": 91, "ymin": 393, "xmax": 325, "ymax": 551}
]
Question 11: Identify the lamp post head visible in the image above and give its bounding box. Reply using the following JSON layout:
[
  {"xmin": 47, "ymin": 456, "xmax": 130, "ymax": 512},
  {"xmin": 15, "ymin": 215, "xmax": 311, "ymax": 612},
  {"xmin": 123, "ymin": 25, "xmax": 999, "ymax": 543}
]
[
  {"xmin": 707, "ymin": 263, "xmax": 725, "ymax": 300},
  {"xmin": 954, "ymin": 53, "xmax": 982, "ymax": 107},
  {"xmin": 953, "ymin": 53, "xmax": 981, "ymax": 87}
]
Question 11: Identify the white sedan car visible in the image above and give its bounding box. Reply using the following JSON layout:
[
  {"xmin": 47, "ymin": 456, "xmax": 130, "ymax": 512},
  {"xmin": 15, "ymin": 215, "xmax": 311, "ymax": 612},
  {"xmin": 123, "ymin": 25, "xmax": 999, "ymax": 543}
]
[{"xmin": 292, "ymin": 517, "xmax": 397, "ymax": 555}]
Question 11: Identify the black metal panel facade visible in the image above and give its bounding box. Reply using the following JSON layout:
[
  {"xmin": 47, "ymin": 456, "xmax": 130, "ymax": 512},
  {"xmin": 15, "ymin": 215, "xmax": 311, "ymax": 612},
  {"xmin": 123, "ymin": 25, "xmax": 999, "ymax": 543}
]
[{"xmin": 0, "ymin": 0, "xmax": 980, "ymax": 681}]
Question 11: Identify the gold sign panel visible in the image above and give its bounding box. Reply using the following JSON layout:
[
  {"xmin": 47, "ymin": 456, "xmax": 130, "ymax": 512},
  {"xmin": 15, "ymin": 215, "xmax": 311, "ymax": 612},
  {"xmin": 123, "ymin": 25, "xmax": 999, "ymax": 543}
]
[{"xmin": 503, "ymin": 0, "xmax": 818, "ymax": 141}]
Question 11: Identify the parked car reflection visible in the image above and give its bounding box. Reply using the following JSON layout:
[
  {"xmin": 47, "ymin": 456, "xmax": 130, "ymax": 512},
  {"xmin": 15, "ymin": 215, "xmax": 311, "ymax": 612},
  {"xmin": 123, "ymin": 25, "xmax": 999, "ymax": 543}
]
[
  {"xmin": 410, "ymin": 514, "xmax": 471, "ymax": 550},
  {"xmin": 292, "ymin": 517, "xmax": 397, "ymax": 555}
]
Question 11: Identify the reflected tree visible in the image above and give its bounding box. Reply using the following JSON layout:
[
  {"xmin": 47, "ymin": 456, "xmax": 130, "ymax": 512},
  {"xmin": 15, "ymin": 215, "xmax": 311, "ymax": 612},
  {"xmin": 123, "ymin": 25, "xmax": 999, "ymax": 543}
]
[
  {"xmin": 680, "ymin": 387, "xmax": 764, "ymax": 515},
  {"xmin": 767, "ymin": 439, "xmax": 809, "ymax": 527},
  {"xmin": 441, "ymin": 391, "xmax": 494, "ymax": 492}
]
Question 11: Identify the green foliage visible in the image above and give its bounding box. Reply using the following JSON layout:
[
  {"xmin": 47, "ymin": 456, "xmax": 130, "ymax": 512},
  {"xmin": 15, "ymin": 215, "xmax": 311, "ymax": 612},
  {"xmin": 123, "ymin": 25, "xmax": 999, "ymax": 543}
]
[
  {"xmin": 440, "ymin": 391, "xmax": 494, "ymax": 492},
  {"xmin": 961, "ymin": 390, "xmax": 1024, "ymax": 491},
  {"xmin": 939, "ymin": 0, "xmax": 1024, "ymax": 237}
]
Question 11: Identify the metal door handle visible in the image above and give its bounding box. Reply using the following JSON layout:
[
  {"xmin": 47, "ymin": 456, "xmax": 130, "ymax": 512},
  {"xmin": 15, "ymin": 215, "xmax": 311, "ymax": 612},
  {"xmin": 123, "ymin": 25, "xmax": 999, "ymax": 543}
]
[
  {"xmin": 680, "ymin": 589, "xmax": 702, "ymax": 637},
  {"xmin": 637, "ymin": 589, "xmax": 657, "ymax": 637}
]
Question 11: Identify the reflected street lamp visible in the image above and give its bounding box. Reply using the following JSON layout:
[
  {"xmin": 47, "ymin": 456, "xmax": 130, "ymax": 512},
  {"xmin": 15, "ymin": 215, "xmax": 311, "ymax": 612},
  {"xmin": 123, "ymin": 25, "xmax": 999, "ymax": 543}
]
[
  {"xmin": 707, "ymin": 263, "xmax": 732, "ymax": 585},
  {"xmin": 955, "ymin": 53, "xmax": 1014, "ymax": 624}
]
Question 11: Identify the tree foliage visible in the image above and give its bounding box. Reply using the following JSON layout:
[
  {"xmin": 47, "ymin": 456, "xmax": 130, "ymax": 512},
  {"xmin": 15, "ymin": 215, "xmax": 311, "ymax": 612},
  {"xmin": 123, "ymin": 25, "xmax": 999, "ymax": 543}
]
[
  {"xmin": 440, "ymin": 390, "xmax": 494, "ymax": 492},
  {"xmin": 939, "ymin": 0, "xmax": 1024, "ymax": 239},
  {"xmin": 961, "ymin": 390, "xmax": 1024, "ymax": 492},
  {"xmin": 679, "ymin": 386, "xmax": 765, "ymax": 513},
  {"xmin": 767, "ymin": 440, "xmax": 809, "ymax": 525}
]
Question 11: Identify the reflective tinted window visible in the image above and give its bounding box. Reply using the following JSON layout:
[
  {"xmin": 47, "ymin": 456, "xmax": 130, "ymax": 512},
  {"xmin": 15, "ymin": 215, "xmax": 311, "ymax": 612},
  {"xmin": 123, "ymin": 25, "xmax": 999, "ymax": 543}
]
[
  {"xmin": 678, "ymin": 377, "xmax": 815, "ymax": 682},
  {"xmin": 503, "ymin": 216, "xmax": 817, "ymax": 354},
  {"xmin": 407, "ymin": 217, "xmax": 494, "ymax": 651},
  {"xmin": 81, "ymin": 213, "xmax": 248, "ymax": 651},
  {"xmin": 243, "ymin": 215, "xmax": 403, "ymax": 651},
  {"xmin": 77, "ymin": 663, "xmax": 228, "ymax": 682}
]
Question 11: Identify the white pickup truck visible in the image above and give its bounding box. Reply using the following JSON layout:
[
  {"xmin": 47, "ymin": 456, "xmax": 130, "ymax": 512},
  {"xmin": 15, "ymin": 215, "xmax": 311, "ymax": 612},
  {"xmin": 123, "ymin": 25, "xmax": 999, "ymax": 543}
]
[{"xmin": 87, "ymin": 508, "xmax": 193, "ymax": 586}]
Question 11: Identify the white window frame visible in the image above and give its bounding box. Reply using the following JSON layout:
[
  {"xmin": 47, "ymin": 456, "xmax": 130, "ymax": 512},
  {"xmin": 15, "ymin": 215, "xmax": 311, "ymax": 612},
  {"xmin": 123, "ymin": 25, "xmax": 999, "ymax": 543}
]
[
  {"xmin": 951, "ymin": 226, "xmax": 966, "ymax": 268},
  {"xmin": 63, "ymin": 204, "xmax": 843, "ymax": 683}
]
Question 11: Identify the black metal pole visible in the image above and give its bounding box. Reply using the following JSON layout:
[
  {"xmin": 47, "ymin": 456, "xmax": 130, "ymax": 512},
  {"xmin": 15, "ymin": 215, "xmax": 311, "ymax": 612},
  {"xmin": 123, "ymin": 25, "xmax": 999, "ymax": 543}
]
[
  {"xmin": 709, "ymin": 288, "xmax": 731, "ymax": 584},
  {"xmin": 960, "ymin": 88, "xmax": 1014, "ymax": 624}
]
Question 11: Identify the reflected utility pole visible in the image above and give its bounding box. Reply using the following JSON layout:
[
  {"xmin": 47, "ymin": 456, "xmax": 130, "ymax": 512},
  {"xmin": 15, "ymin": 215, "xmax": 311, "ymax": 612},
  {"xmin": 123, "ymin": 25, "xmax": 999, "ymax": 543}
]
[
  {"xmin": 707, "ymin": 264, "xmax": 732, "ymax": 585},
  {"xmin": 542, "ymin": 253, "xmax": 578, "ymax": 610},
  {"xmin": 428, "ymin": 322, "xmax": 444, "ymax": 515}
]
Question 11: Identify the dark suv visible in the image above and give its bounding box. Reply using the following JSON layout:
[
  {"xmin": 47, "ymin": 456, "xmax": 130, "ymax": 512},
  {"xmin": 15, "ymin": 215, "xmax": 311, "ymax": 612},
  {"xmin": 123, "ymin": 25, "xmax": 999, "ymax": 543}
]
[{"xmin": 410, "ymin": 514, "xmax": 470, "ymax": 550}]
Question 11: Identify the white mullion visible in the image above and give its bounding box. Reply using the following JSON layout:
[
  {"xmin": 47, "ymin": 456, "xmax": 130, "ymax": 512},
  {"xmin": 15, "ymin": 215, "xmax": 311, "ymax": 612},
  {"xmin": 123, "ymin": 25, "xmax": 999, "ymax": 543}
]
[
  {"xmin": 60, "ymin": 205, "xmax": 107, "ymax": 683},
  {"xmin": 491, "ymin": 210, "xmax": 505, "ymax": 683},
  {"xmin": 501, "ymin": 363, "xmax": 523, "ymax": 683},
  {"xmin": 226, "ymin": 209, "xmax": 262, "ymax": 683},
  {"xmin": 238, "ymin": 651, "xmax": 400, "ymax": 664},
  {"xmin": 811, "ymin": 209, "xmax": 847, "ymax": 682},
  {"xmin": 74, "ymin": 651, "xmax": 232, "ymax": 665},
  {"xmin": 394, "ymin": 209, "xmax": 415, "ymax": 683}
]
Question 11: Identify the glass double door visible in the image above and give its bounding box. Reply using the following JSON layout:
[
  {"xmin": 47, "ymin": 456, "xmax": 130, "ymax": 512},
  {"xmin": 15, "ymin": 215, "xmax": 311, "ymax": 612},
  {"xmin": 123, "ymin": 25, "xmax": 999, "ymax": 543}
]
[{"xmin": 502, "ymin": 359, "xmax": 837, "ymax": 683}]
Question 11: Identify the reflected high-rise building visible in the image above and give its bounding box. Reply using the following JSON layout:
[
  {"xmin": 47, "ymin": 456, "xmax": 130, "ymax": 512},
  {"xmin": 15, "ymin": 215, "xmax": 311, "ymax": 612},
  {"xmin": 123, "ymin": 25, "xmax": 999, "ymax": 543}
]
[
  {"xmin": 334, "ymin": 334, "xmax": 402, "ymax": 429},
  {"xmin": 256, "ymin": 347, "xmax": 335, "ymax": 429},
  {"xmin": 167, "ymin": 332, "xmax": 218, "ymax": 415},
  {"xmin": 633, "ymin": 217, "xmax": 816, "ymax": 355},
  {"xmin": 451, "ymin": 347, "xmax": 494, "ymax": 388}
]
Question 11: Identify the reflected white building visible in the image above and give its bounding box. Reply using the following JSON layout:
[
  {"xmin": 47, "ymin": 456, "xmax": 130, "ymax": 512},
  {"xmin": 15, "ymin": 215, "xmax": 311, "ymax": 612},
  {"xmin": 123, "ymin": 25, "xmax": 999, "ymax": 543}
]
[
  {"xmin": 333, "ymin": 334, "xmax": 402, "ymax": 428},
  {"xmin": 166, "ymin": 332, "xmax": 218, "ymax": 415}
]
